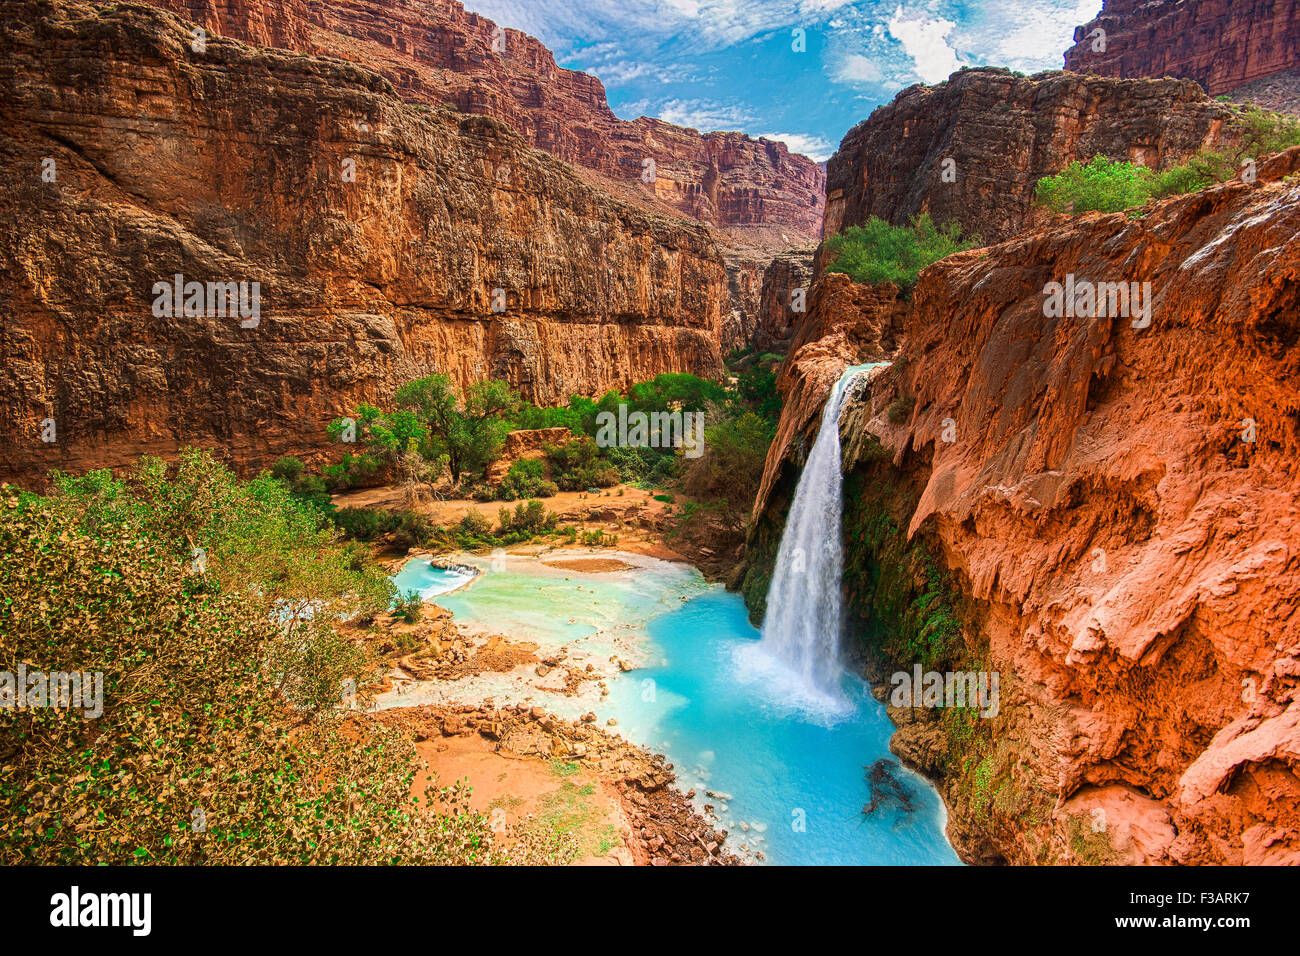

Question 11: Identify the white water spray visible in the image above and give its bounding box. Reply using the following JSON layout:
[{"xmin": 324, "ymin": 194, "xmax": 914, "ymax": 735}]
[{"xmin": 758, "ymin": 365, "xmax": 879, "ymax": 700}]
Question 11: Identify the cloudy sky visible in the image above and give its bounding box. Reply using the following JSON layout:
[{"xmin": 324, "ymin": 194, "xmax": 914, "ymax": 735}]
[{"xmin": 463, "ymin": 0, "xmax": 1101, "ymax": 161}]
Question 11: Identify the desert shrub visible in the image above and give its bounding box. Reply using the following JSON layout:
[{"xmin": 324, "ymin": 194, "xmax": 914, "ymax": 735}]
[
  {"xmin": 391, "ymin": 589, "xmax": 424, "ymax": 624},
  {"xmin": 824, "ymin": 214, "xmax": 976, "ymax": 291},
  {"xmin": 887, "ymin": 395, "xmax": 916, "ymax": 424},
  {"xmin": 321, "ymin": 451, "xmax": 383, "ymax": 492},
  {"xmin": 458, "ymin": 510, "xmax": 492, "ymax": 539},
  {"xmin": 0, "ymin": 452, "xmax": 571, "ymax": 864},
  {"xmin": 1034, "ymin": 156, "xmax": 1155, "ymax": 213},
  {"xmin": 680, "ymin": 411, "xmax": 775, "ymax": 532},
  {"xmin": 332, "ymin": 506, "xmax": 389, "ymax": 541},
  {"xmin": 270, "ymin": 455, "xmax": 305, "ymax": 483},
  {"xmin": 546, "ymin": 437, "xmax": 619, "ymax": 491},
  {"xmin": 496, "ymin": 458, "xmax": 550, "ymax": 500},
  {"xmin": 497, "ymin": 500, "xmax": 555, "ymax": 536}
]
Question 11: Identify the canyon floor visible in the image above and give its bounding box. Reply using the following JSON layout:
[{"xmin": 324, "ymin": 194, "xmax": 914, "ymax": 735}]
[{"xmin": 350, "ymin": 486, "xmax": 744, "ymax": 866}]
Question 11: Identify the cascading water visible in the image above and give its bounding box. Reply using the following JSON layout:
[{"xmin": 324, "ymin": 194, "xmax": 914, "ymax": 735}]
[{"xmin": 757, "ymin": 364, "xmax": 880, "ymax": 701}]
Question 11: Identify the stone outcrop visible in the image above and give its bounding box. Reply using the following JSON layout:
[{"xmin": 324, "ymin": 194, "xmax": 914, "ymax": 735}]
[
  {"xmin": 750, "ymin": 273, "xmax": 902, "ymax": 522},
  {"xmin": 825, "ymin": 68, "xmax": 1239, "ymax": 244},
  {"xmin": 1064, "ymin": 0, "xmax": 1300, "ymax": 100},
  {"xmin": 145, "ymin": 0, "xmax": 826, "ymax": 239},
  {"xmin": 753, "ymin": 245, "xmax": 816, "ymax": 352},
  {"xmin": 0, "ymin": 0, "xmax": 728, "ymax": 484},
  {"xmin": 752, "ymin": 146, "xmax": 1300, "ymax": 864}
]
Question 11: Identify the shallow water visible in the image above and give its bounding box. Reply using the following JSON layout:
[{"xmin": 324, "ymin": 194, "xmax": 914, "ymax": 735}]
[{"xmin": 384, "ymin": 552, "xmax": 960, "ymax": 866}]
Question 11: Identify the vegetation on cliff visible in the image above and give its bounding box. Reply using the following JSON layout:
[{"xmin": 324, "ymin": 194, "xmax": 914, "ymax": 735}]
[
  {"xmin": 824, "ymin": 215, "xmax": 977, "ymax": 292},
  {"xmin": 1035, "ymin": 104, "xmax": 1300, "ymax": 213}
]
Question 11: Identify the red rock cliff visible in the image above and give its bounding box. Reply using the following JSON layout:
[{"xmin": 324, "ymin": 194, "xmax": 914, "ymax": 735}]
[
  {"xmin": 0, "ymin": 0, "xmax": 727, "ymax": 484},
  {"xmin": 1065, "ymin": 0, "xmax": 1300, "ymax": 99},
  {"xmin": 755, "ymin": 147, "xmax": 1300, "ymax": 864},
  {"xmin": 144, "ymin": 0, "xmax": 826, "ymax": 239},
  {"xmin": 825, "ymin": 67, "xmax": 1238, "ymax": 244}
]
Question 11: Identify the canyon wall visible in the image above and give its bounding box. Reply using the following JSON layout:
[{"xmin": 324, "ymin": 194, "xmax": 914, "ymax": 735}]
[
  {"xmin": 0, "ymin": 0, "xmax": 728, "ymax": 484},
  {"xmin": 144, "ymin": 0, "xmax": 826, "ymax": 240},
  {"xmin": 1064, "ymin": 0, "xmax": 1300, "ymax": 103},
  {"xmin": 825, "ymin": 68, "xmax": 1238, "ymax": 244},
  {"xmin": 751, "ymin": 147, "xmax": 1300, "ymax": 864}
]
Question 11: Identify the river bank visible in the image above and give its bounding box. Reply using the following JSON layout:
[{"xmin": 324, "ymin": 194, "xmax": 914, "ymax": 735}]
[{"xmin": 364, "ymin": 545, "xmax": 960, "ymax": 865}]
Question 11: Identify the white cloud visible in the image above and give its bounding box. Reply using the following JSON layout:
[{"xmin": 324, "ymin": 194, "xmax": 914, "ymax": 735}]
[
  {"xmin": 756, "ymin": 131, "xmax": 837, "ymax": 161},
  {"xmin": 887, "ymin": 5, "xmax": 961, "ymax": 84},
  {"xmin": 652, "ymin": 98, "xmax": 757, "ymax": 130},
  {"xmin": 833, "ymin": 52, "xmax": 883, "ymax": 84},
  {"xmin": 973, "ymin": 0, "xmax": 1101, "ymax": 73}
]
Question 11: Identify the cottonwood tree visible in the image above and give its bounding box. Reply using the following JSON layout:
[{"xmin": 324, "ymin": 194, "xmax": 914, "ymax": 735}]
[{"xmin": 393, "ymin": 374, "xmax": 518, "ymax": 484}]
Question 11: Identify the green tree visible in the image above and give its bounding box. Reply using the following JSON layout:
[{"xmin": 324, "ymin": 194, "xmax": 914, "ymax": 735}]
[{"xmin": 393, "ymin": 375, "xmax": 519, "ymax": 483}]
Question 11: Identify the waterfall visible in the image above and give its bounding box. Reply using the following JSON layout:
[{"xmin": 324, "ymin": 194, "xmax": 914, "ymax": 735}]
[{"xmin": 758, "ymin": 365, "xmax": 878, "ymax": 701}]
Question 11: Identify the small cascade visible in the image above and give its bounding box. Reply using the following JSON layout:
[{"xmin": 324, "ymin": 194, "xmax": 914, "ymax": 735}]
[{"xmin": 757, "ymin": 364, "xmax": 878, "ymax": 700}]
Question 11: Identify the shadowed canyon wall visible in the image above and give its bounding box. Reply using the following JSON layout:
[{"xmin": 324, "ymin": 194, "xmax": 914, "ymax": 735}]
[
  {"xmin": 144, "ymin": 0, "xmax": 826, "ymax": 240},
  {"xmin": 825, "ymin": 68, "xmax": 1238, "ymax": 245},
  {"xmin": 1065, "ymin": 0, "xmax": 1300, "ymax": 104},
  {"xmin": 0, "ymin": 0, "xmax": 728, "ymax": 483},
  {"xmin": 750, "ymin": 147, "xmax": 1300, "ymax": 864}
]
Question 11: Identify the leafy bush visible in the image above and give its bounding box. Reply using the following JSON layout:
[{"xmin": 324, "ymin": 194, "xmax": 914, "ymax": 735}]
[
  {"xmin": 332, "ymin": 505, "xmax": 388, "ymax": 541},
  {"xmin": 680, "ymin": 411, "xmax": 775, "ymax": 531},
  {"xmin": 1033, "ymin": 156, "xmax": 1156, "ymax": 213},
  {"xmin": 887, "ymin": 395, "xmax": 916, "ymax": 424},
  {"xmin": 458, "ymin": 510, "xmax": 493, "ymax": 540},
  {"xmin": 545, "ymin": 437, "xmax": 619, "ymax": 491},
  {"xmin": 391, "ymin": 589, "xmax": 424, "ymax": 624},
  {"xmin": 496, "ymin": 458, "xmax": 555, "ymax": 500},
  {"xmin": 0, "ymin": 451, "xmax": 571, "ymax": 864},
  {"xmin": 497, "ymin": 500, "xmax": 555, "ymax": 536},
  {"xmin": 824, "ymin": 214, "xmax": 976, "ymax": 291},
  {"xmin": 1038, "ymin": 111, "xmax": 1300, "ymax": 215}
]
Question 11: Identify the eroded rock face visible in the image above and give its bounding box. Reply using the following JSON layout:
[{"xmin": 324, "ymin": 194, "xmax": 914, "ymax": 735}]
[
  {"xmin": 825, "ymin": 68, "xmax": 1238, "ymax": 244},
  {"xmin": 750, "ymin": 273, "xmax": 903, "ymax": 522},
  {"xmin": 1065, "ymin": 0, "xmax": 1300, "ymax": 99},
  {"xmin": 146, "ymin": 0, "xmax": 826, "ymax": 239},
  {"xmin": 0, "ymin": 0, "xmax": 727, "ymax": 483},
  {"xmin": 754, "ymin": 246, "xmax": 816, "ymax": 352},
  {"xmin": 755, "ymin": 148, "xmax": 1300, "ymax": 864}
]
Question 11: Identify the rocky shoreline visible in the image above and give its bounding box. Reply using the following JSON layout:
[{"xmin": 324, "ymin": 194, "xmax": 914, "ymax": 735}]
[{"xmin": 382, "ymin": 703, "xmax": 740, "ymax": 866}]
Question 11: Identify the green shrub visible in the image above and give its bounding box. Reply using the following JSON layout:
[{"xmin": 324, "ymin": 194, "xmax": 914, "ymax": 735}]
[
  {"xmin": 497, "ymin": 500, "xmax": 555, "ymax": 535},
  {"xmin": 887, "ymin": 395, "xmax": 916, "ymax": 424},
  {"xmin": 0, "ymin": 452, "xmax": 574, "ymax": 865},
  {"xmin": 391, "ymin": 589, "xmax": 424, "ymax": 624},
  {"xmin": 496, "ymin": 458, "xmax": 552, "ymax": 500},
  {"xmin": 546, "ymin": 437, "xmax": 619, "ymax": 491},
  {"xmin": 270, "ymin": 455, "xmax": 305, "ymax": 482},
  {"xmin": 332, "ymin": 505, "xmax": 388, "ymax": 541},
  {"xmin": 824, "ymin": 214, "xmax": 976, "ymax": 291},
  {"xmin": 458, "ymin": 510, "xmax": 492, "ymax": 539},
  {"xmin": 1033, "ymin": 156, "xmax": 1155, "ymax": 213}
]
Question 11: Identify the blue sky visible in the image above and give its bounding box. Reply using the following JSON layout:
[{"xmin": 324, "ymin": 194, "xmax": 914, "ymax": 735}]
[{"xmin": 462, "ymin": 1, "xmax": 1101, "ymax": 161}]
